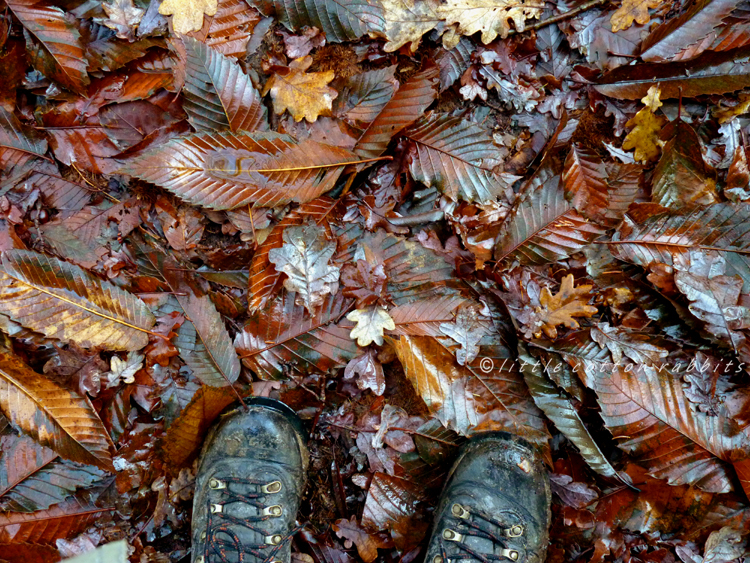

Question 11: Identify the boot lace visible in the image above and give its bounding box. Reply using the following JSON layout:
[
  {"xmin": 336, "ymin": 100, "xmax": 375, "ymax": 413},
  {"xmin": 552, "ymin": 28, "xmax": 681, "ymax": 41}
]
[
  {"xmin": 197, "ymin": 476, "xmax": 298, "ymax": 563},
  {"xmin": 433, "ymin": 504, "xmax": 526, "ymax": 563}
]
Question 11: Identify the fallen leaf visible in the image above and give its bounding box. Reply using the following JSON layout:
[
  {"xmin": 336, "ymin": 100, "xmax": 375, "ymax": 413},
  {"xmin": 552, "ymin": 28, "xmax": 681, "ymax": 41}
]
[
  {"xmin": 703, "ymin": 526, "xmax": 746, "ymax": 563},
  {"xmin": 159, "ymin": 0, "xmax": 217, "ymax": 33},
  {"xmin": 610, "ymin": 0, "xmax": 663, "ymax": 32},
  {"xmin": 262, "ymin": 56, "xmax": 337, "ymax": 123},
  {"xmin": 100, "ymin": 0, "xmax": 145, "ymax": 40},
  {"xmin": 347, "ymin": 306, "xmax": 395, "ymax": 346},
  {"xmin": 437, "ymin": 0, "xmax": 543, "ymax": 45},
  {"xmin": 622, "ymin": 85, "xmax": 668, "ymax": 163},
  {"xmin": 438, "ymin": 303, "xmax": 489, "ymax": 365},
  {"xmin": 106, "ymin": 351, "xmax": 144, "ymax": 386},
  {"xmin": 526, "ymin": 274, "xmax": 598, "ymax": 339},
  {"xmin": 381, "ymin": 0, "xmax": 441, "ymax": 52},
  {"xmin": 268, "ymin": 223, "xmax": 341, "ymax": 314},
  {"xmin": 333, "ymin": 516, "xmax": 390, "ymax": 563},
  {"xmin": 344, "ymin": 349, "xmax": 385, "ymax": 395}
]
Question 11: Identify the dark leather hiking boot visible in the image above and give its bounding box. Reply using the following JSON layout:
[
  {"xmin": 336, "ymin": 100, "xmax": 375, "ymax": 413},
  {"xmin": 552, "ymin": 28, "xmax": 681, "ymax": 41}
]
[
  {"xmin": 191, "ymin": 398, "xmax": 309, "ymax": 563},
  {"xmin": 424, "ymin": 432, "xmax": 551, "ymax": 563}
]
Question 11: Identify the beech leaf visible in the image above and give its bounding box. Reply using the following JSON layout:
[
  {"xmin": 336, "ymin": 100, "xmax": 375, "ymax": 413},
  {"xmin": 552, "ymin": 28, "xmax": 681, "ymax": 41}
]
[{"xmin": 268, "ymin": 223, "xmax": 341, "ymax": 315}]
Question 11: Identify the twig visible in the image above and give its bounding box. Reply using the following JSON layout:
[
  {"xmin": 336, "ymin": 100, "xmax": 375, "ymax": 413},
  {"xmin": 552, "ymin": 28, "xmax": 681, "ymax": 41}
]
[
  {"xmin": 388, "ymin": 210, "xmax": 445, "ymax": 226},
  {"xmin": 508, "ymin": 0, "xmax": 610, "ymax": 35}
]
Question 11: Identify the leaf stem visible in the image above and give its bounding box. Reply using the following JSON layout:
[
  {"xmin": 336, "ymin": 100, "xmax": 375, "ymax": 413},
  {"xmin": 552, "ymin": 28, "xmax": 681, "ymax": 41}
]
[{"xmin": 508, "ymin": 0, "xmax": 609, "ymax": 35}]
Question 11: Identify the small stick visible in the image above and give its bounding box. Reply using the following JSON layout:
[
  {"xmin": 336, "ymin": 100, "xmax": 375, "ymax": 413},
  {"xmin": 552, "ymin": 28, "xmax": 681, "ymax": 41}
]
[{"xmin": 508, "ymin": 0, "xmax": 610, "ymax": 35}]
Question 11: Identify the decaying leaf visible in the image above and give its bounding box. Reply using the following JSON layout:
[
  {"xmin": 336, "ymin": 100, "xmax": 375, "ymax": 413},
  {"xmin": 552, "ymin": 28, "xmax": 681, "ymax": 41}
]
[
  {"xmin": 622, "ymin": 85, "xmax": 668, "ymax": 163},
  {"xmin": 438, "ymin": 303, "xmax": 489, "ymax": 366},
  {"xmin": 333, "ymin": 516, "xmax": 390, "ymax": 563},
  {"xmin": 347, "ymin": 306, "xmax": 395, "ymax": 346},
  {"xmin": 268, "ymin": 223, "xmax": 341, "ymax": 315},
  {"xmin": 610, "ymin": 0, "xmax": 663, "ymax": 32},
  {"xmin": 524, "ymin": 275, "xmax": 598, "ymax": 339},
  {"xmin": 344, "ymin": 349, "xmax": 385, "ymax": 395},
  {"xmin": 381, "ymin": 0, "xmax": 441, "ymax": 53},
  {"xmin": 262, "ymin": 56, "xmax": 337, "ymax": 123},
  {"xmin": 159, "ymin": 0, "xmax": 217, "ymax": 33},
  {"xmin": 100, "ymin": 0, "xmax": 144, "ymax": 40}
]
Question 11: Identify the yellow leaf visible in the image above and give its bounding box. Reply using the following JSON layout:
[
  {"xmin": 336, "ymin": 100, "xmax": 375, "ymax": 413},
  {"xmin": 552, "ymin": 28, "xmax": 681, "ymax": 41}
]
[
  {"xmin": 532, "ymin": 274, "xmax": 598, "ymax": 339},
  {"xmin": 436, "ymin": 0, "xmax": 543, "ymax": 44},
  {"xmin": 622, "ymin": 85, "xmax": 667, "ymax": 163},
  {"xmin": 158, "ymin": 0, "xmax": 217, "ymax": 33},
  {"xmin": 610, "ymin": 0, "xmax": 662, "ymax": 32},
  {"xmin": 262, "ymin": 56, "xmax": 338, "ymax": 123},
  {"xmin": 347, "ymin": 306, "xmax": 395, "ymax": 346},
  {"xmin": 714, "ymin": 92, "xmax": 750, "ymax": 124},
  {"xmin": 382, "ymin": 0, "xmax": 441, "ymax": 53}
]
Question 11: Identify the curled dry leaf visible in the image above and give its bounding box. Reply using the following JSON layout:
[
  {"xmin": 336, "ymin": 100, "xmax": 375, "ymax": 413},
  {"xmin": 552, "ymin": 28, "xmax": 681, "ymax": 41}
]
[
  {"xmin": 159, "ymin": 0, "xmax": 217, "ymax": 33},
  {"xmin": 0, "ymin": 250, "xmax": 156, "ymax": 351},
  {"xmin": 268, "ymin": 223, "xmax": 341, "ymax": 315},
  {"xmin": 347, "ymin": 306, "xmax": 395, "ymax": 346},
  {"xmin": 262, "ymin": 56, "xmax": 337, "ymax": 123}
]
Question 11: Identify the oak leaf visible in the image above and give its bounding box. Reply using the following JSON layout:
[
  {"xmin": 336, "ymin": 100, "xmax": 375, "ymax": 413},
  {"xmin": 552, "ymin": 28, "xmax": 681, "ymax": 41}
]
[
  {"xmin": 100, "ymin": 0, "xmax": 144, "ymax": 40},
  {"xmin": 381, "ymin": 0, "xmax": 441, "ymax": 53},
  {"xmin": 437, "ymin": 0, "xmax": 543, "ymax": 45},
  {"xmin": 333, "ymin": 516, "xmax": 391, "ymax": 563},
  {"xmin": 159, "ymin": 0, "xmax": 217, "ymax": 33},
  {"xmin": 610, "ymin": 0, "xmax": 663, "ymax": 33},
  {"xmin": 268, "ymin": 223, "xmax": 341, "ymax": 315},
  {"xmin": 262, "ymin": 56, "xmax": 337, "ymax": 123},
  {"xmin": 527, "ymin": 274, "xmax": 598, "ymax": 339},
  {"xmin": 622, "ymin": 85, "xmax": 667, "ymax": 163},
  {"xmin": 347, "ymin": 306, "xmax": 395, "ymax": 346},
  {"xmin": 439, "ymin": 303, "xmax": 489, "ymax": 366}
]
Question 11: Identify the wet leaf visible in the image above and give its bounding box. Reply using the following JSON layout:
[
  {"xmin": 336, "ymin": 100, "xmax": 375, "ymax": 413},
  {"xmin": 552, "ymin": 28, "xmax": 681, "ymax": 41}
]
[
  {"xmin": 6, "ymin": 0, "xmax": 89, "ymax": 93},
  {"xmin": 121, "ymin": 130, "xmax": 360, "ymax": 209},
  {"xmin": 100, "ymin": 0, "xmax": 144, "ymax": 40},
  {"xmin": 0, "ymin": 108, "xmax": 47, "ymax": 157},
  {"xmin": 436, "ymin": 0, "xmax": 542, "ymax": 45},
  {"xmin": 381, "ymin": 0, "xmax": 441, "ymax": 53},
  {"xmin": 334, "ymin": 67, "xmax": 398, "ymax": 128},
  {"xmin": 590, "ymin": 322, "xmax": 669, "ymax": 365},
  {"xmin": 622, "ymin": 85, "xmax": 668, "ymax": 163},
  {"xmin": 268, "ymin": 222, "xmax": 341, "ymax": 315},
  {"xmin": 344, "ymin": 349, "xmax": 385, "ymax": 395},
  {"xmin": 404, "ymin": 114, "xmax": 516, "ymax": 204},
  {"xmin": 524, "ymin": 274, "xmax": 598, "ymax": 340},
  {"xmin": 333, "ymin": 516, "xmax": 390, "ymax": 563},
  {"xmin": 0, "ymin": 250, "xmax": 156, "ymax": 351},
  {"xmin": 0, "ymin": 352, "xmax": 114, "ymax": 471},
  {"xmin": 262, "ymin": 56, "xmax": 337, "ymax": 123},
  {"xmin": 347, "ymin": 306, "xmax": 394, "ymax": 347},
  {"xmin": 438, "ymin": 302, "xmax": 489, "ymax": 366},
  {"xmin": 187, "ymin": 0, "xmax": 262, "ymax": 57}
]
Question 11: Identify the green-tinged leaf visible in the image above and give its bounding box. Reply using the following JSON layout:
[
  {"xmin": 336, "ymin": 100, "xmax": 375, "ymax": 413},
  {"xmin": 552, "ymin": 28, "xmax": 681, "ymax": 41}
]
[
  {"xmin": 6, "ymin": 0, "xmax": 89, "ymax": 93},
  {"xmin": 610, "ymin": 203, "xmax": 750, "ymax": 292},
  {"xmin": 0, "ymin": 435, "xmax": 105, "ymax": 512},
  {"xmin": 355, "ymin": 65, "xmax": 439, "ymax": 160},
  {"xmin": 581, "ymin": 360, "xmax": 750, "ymax": 494},
  {"xmin": 182, "ymin": 36, "xmax": 266, "ymax": 133},
  {"xmin": 639, "ymin": 0, "xmax": 738, "ymax": 62},
  {"xmin": 121, "ymin": 130, "xmax": 360, "ymax": 209},
  {"xmin": 404, "ymin": 114, "xmax": 517, "ymax": 204},
  {"xmin": 518, "ymin": 343, "xmax": 618, "ymax": 479},
  {"xmin": 652, "ymin": 122, "xmax": 719, "ymax": 209},
  {"xmin": 249, "ymin": 197, "xmax": 336, "ymax": 312},
  {"xmin": 252, "ymin": 0, "xmax": 385, "ymax": 42},
  {"xmin": 334, "ymin": 66, "xmax": 398, "ymax": 128},
  {"xmin": 0, "ymin": 250, "xmax": 156, "ymax": 351},
  {"xmin": 494, "ymin": 175, "xmax": 607, "ymax": 266},
  {"xmin": 0, "ymin": 108, "xmax": 48, "ymax": 157},
  {"xmin": 0, "ymin": 353, "xmax": 114, "ymax": 471},
  {"xmin": 235, "ymin": 290, "xmax": 359, "ymax": 380},
  {"xmin": 134, "ymin": 238, "xmax": 241, "ymax": 387},
  {"xmin": 595, "ymin": 48, "xmax": 750, "ymax": 100},
  {"xmin": 0, "ymin": 496, "xmax": 112, "ymax": 543},
  {"xmin": 162, "ymin": 384, "xmax": 238, "ymax": 469}
]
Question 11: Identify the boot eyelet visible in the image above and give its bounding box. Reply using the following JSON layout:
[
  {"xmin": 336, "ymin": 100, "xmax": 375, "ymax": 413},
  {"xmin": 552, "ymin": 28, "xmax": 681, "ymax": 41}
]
[
  {"xmin": 266, "ymin": 534, "xmax": 283, "ymax": 545},
  {"xmin": 200, "ymin": 531, "xmax": 206, "ymax": 540},
  {"xmin": 451, "ymin": 503, "xmax": 470, "ymax": 519},
  {"xmin": 501, "ymin": 549, "xmax": 519, "ymax": 561},
  {"xmin": 196, "ymin": 557, "xmax": 205, "ymax": 563},
  {"xmin": 506, "ymin": 524, "xmax": 524, "ymax": 537},
  {"xmin": 262, "ymin": 480, "xmax": 282, "ymax": 494},
  {"xmin": 210, "ymin": 503, "xmax": 223, "ymax": 513},
  {"xmin": 209, "ymin": 478, "xmax": 226, "ymax": 490},
  {"xmin": 263, "ymin": 504, "xmax": 283, "ymax": 517},
  {"xmin": 442, "ymin": 529, "xmax": 463, "ymax": 542},
  {"xmin": 434, "ymin": 556, "xmax": 449, "ymax": 563}
]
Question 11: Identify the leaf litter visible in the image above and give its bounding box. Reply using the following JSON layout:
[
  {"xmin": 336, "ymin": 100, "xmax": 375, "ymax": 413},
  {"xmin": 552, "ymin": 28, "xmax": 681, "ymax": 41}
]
[{"xmin": 1, "ymin": 0, "xmax": 750, "ymax": 561}]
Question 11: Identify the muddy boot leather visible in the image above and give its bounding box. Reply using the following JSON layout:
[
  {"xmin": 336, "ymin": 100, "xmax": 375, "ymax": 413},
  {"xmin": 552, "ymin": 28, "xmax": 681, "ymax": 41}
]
[
  {"xmin": 191, "ymin": 398, "xmax": 309, "ymax": 563},
  {"xmin": 424, "ymin": 432, "xmax": 551, "ymax": 563}
]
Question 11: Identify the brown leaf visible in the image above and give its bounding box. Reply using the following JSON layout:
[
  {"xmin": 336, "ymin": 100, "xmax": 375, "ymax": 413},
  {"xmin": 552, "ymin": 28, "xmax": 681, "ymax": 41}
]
[
  {"xmin": 187, "ymin": 0, "xmax": 262, "ymax": 57},
  {"xmin": 5, "ymin": 0, "xmax": 89, "ymax": 93},
  {"xmin": 0, "ymin": 543, "xmax": 61, "ymax": 563},
  {"xmin": 100, "ymin": 0, "xmax": 144, "ymax": 40},
  {"xmin": 162, "ymin": 384, "xmax": 237, "ymax": 469},
  {"xmin": 436, "ymin": 0, "xmax": 542, "ymax": 45},
  {"xmin": 0, "ymin": 352, "xmax": 114, "ymax": 471},
  {"xmin": 343, "ymin": 349, "xmax": 385, "ymax": 395},
  {"xmin": 262, "ymin": 56, "xmax": 337, "ymax": 123},
  {"xmin": 524, "ymin": 274, "xmax": 598, "ymax": 339},
  {"xmin": 562, "ymin": 144, "xmax": 609, "ymax": 224},
  {"xmin": 622, "ymin": 86, "xmax": 667, "ymax": 163},
  {"xmin": 333, "ymin": 516, "xmax": 391, "ymax": 563},
  {"xmin": 121, "ymin": 131, "xmax": 360, "ymax": 209}
]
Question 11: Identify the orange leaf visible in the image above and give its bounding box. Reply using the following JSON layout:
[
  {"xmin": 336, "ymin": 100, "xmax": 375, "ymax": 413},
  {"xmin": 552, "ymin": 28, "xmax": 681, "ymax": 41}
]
[
  {"xmin": 262, "ymin": 56, "xmax": 337, "ymax": 123},
  {"xmin": 530, "ymin": 274, "xmax": 598, "ymax": 339}
]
